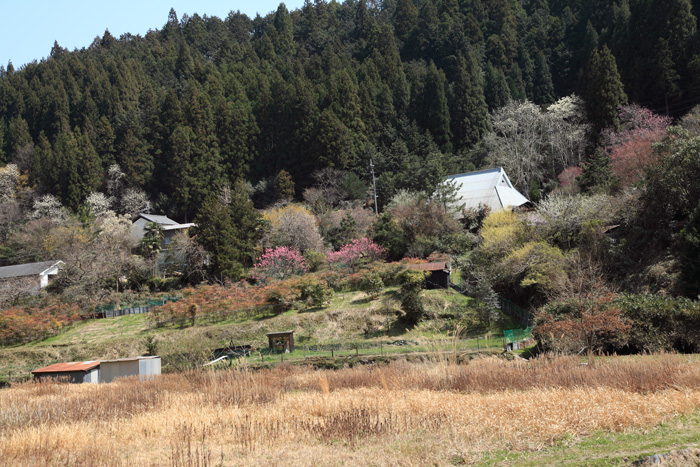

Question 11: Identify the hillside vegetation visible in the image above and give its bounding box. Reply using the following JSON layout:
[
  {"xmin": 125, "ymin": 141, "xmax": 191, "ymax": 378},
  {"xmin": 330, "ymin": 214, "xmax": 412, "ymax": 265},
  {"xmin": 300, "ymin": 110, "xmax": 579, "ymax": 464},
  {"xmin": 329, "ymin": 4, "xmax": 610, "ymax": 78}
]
[
  {"xmin": 0, "ymin": 285, "xmax": 513, "ymax": 383},
  {"xmin": 2, "ymin": 1, "xmax": 700, "ymax": 369},
  {"xmin": 1, "ymin": 0, "xmax": 699, "ymax": 218}
]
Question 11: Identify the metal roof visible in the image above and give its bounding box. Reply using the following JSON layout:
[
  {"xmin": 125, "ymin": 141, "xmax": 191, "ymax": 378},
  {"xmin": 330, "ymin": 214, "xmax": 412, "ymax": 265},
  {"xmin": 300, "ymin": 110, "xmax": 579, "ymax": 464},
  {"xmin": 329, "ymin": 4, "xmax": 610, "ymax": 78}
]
[
  {"xmin": 100, "ymin": 356, "xmax": 160, "ymax": 363},
  {"xmin": 137, "ymin": 213, "xmax": 179, "ymax": 225},
  {"xmin": 266, "ymin": 331, "xmax": 294, "ymax": 336},
  {"xmin": 32, "ymin": 361, "xmax": 100, "ymax": 374},
  {"xmin": 407, "ymin": 262, "xmax": 450, "ymax": 272},
  {"xmin": 0, "ymin": 260, "xmax": 64, "ymax": 279},
  {"xmin": 161, "ymin": 223, "xmax": 195, "ymax": 231},
  {"xmin": 445, "ymin": 168, "xmax": 530, "ymax": 214}
]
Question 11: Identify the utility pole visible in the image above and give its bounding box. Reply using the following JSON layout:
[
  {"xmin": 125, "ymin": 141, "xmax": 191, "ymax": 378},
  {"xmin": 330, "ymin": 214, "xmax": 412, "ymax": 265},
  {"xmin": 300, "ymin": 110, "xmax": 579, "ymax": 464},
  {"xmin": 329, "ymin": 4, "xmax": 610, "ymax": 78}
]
[{"xmin": 370, "ymin": 159, "xmax": 378, "ymax": 215}]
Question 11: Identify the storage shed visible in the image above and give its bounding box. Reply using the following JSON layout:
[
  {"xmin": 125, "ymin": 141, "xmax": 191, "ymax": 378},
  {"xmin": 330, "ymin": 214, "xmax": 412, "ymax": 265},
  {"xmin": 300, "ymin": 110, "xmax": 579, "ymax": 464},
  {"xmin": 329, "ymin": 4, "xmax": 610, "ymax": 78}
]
[
  {"xmin": 407, "ymin": 262, "xmax": 452, "ymax": 289},
  {"xmin": 32, "ymin": 361, "xmax": 100, "ymax": 384},
  {"xmin": 267, "ymin": 331, "xmax": 294, "ymax": 352},
  {"xmin": 99, "ymin": 356, "xmax": 161, "ymax": 383}
]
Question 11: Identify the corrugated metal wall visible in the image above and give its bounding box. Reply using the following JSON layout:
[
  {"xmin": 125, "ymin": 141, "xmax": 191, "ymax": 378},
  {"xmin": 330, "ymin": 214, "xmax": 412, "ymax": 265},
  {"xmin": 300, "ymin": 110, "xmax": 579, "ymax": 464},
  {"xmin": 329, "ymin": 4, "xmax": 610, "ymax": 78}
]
[
  {"xmin": 100, "ymin": 357, "xmax": 161, "ymax": 383},
  {"xmin": 100, "ymin": 360, "xmax": 139, "ymax": 383}
]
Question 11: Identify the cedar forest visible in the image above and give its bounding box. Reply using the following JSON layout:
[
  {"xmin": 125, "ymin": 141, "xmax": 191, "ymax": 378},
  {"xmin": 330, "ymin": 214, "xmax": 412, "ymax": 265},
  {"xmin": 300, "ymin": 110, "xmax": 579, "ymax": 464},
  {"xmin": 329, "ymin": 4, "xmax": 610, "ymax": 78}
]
[{"xmin": 2, "ymin": 0, "xmax": 700, "ymax": 354}]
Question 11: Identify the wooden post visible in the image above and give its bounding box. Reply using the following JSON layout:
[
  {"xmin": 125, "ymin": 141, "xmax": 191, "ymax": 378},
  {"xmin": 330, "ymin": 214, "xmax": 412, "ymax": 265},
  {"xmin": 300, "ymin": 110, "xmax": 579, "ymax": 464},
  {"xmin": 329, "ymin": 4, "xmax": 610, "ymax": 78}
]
[
  {"xmin": 331, "ymin": 348, "xmax": 334, "ymax": 358},
  {"xmin": 477, "ymin": 336, "xmax": 480, "ymax": 352},
  {"xmin": 355, "ymin": 344, "xmax": 359, "ymax": 356}
]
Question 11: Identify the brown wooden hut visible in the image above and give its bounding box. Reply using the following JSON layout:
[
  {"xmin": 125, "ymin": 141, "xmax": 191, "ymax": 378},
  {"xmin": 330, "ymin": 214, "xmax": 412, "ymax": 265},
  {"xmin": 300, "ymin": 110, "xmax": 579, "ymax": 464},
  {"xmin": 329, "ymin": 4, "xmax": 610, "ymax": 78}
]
[{"xmin": 267, "ymin": 331, "xmax": 294, "ymax": 352}]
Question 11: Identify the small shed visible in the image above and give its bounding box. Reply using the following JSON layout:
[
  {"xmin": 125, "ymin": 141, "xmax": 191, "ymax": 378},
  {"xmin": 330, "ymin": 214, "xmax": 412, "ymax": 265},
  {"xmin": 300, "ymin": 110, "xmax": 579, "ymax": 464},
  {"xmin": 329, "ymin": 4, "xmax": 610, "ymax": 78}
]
[
  {"xmin": 407, "ymin": 262, "xmax": 451, "ymax": 289},
  {"xmin": 99, "ymin": 356, "xmax": 161, "ymax": 383},
  {"xmin": 267, "ymin": 331, "xmax": 294, "ymax": 352},
  {"xmin": 32, "ymin": 361, "xmax": 100, "ymax": 384}
]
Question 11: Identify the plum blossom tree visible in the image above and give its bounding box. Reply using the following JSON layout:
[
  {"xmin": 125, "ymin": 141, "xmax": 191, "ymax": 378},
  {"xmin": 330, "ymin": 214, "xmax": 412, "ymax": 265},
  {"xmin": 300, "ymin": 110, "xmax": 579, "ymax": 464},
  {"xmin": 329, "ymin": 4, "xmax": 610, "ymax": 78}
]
[
  {"xmin": 604, "ymin": 105, "xmax": 671, "ymax": 187},
  {"xmin": 251, "ymin": 246, "xmax": 308, "ymax": 282},
  {"xmin": 326, "ymin": 238, "xmax": 386, "ymax": 269}
]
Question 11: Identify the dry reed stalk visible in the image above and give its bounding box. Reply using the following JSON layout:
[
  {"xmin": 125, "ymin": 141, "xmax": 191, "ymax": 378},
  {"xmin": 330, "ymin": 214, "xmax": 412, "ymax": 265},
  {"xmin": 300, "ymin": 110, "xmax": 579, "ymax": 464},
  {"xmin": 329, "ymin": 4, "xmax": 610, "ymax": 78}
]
[{"xmin": 2, "ymin": 356, "xmax": 700, "ymax": 465}]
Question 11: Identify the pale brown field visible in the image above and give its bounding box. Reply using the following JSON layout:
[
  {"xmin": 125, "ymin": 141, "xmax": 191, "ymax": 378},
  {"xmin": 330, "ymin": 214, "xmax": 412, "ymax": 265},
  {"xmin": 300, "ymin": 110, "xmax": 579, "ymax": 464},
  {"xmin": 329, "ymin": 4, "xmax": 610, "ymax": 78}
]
[{"xmin": 2, "ymin": 355, "xmax": 700, "ymax": 466}]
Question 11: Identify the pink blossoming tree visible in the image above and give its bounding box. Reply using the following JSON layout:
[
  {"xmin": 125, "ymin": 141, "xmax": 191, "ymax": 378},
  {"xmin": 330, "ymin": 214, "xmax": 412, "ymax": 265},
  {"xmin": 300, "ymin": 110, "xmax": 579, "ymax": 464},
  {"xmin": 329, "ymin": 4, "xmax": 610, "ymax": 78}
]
[
  {"xmin": 251, "ymin": 247, "xmax": 308, "ymax": 282},
  {"xmin": 604, "ymin": 105, "xmax": 671, "ymax": 187},
  {"xmin": 327, "ymin": 238, "xmax": 386, "ymax": 269}
]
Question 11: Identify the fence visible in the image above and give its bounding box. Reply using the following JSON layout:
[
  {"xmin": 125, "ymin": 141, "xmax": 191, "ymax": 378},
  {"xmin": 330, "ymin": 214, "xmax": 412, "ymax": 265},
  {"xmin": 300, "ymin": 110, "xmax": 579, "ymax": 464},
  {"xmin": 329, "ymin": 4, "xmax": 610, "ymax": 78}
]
[
  {"xmin": 450, "ymin": 281, "xmax": 533, "ymax": 326},
  {"xmin": 221, "ymin": 334, "xmax": 506, "ymax": 365},
  {"xmin": 498, "ymin": 297, "xmax": 532, "ymax": 326},
  {"xmin": 503, "ymin": 327, "xmax": 534, "ymax": 351},
  {"xmin": 93, "ymin": 296, "xmax": 180, "ymax": 319}
]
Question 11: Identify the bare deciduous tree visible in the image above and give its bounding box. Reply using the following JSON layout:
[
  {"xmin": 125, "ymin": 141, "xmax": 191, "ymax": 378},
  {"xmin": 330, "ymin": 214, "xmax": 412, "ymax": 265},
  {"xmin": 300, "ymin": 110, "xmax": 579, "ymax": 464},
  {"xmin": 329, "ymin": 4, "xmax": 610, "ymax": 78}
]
[{"xmin": 485, "ymin": 95, "xmax": 590, "ymax": 192}]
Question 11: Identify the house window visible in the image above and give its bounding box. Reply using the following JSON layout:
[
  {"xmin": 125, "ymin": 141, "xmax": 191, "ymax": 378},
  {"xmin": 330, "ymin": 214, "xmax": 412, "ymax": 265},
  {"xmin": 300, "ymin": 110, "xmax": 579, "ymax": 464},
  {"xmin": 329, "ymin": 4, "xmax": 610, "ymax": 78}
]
[{"xmin": 164, "ymin": 237, "xmax": 171, "ymax": 245}]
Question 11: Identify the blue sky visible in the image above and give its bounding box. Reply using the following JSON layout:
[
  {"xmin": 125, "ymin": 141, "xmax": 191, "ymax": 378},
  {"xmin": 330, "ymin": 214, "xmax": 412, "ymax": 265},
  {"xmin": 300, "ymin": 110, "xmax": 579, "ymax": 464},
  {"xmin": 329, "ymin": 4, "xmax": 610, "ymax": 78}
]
[{"xmin": 0, "ymin": 1, "xmax": 305, "ymax": 69}]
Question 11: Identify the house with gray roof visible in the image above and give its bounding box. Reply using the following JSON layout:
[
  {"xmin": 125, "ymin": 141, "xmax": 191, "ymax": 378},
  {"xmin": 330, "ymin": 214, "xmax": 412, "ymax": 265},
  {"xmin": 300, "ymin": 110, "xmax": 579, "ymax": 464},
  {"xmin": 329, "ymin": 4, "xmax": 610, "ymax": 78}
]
[
  {"xmin": 130, "ymin": 213, "xmax": 195, "ymax": 244},
  {"xmin": 131, "ymin": 214, "xmax": 196, "ymax": 276},
  {"xmin": 444, "ymin": 168, "xmax": 530, "ymax": 216},
  {"xmin": 0, "ymin": 260, "xmax": 64, "ymax": 290}
]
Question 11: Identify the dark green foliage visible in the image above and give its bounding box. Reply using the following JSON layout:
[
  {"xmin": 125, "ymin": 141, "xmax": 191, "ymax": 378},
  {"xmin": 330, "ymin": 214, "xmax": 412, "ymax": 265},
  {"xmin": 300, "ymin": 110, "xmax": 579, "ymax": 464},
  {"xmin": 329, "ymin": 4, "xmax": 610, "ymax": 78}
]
[
  {"xmin": 0, "ymin": 0, "xmax": 698, "ymax": 222},
  {"xmin": 371, "ymin": 212, "xmax": 408, "ymax": 261},
  {"xmin": 577, "ymin": 148, "xmax": 616, "ymax": 193},
  {"xmin": 327, "ymin": 211, "xmax": 358, "ymax": 250},
  {"xmin": 296, "ymin": 277, "xmax": 333, "ymax": 308},
  {"xmin": 274, "ymin": 170, "xmax": 295, "ymax": 201},
  {"xmin": 584, "ymin": 46, "xmax": 627, "ymax": 133},
  {"xmin": 143, "ymin": 335, "xmax": 159, "ymax": 356},
  {"xmin": 679, "ymin": 200, "xmax": 700, "ymax": 296},
  {"xmin": 191, "ymin": 181, "xmax": 262, "ymax": 281},
  {"xmin": 450, "ymin": 52, "xmax": 490, "ymax": 152},
  {"xmin": 616, "ymin": 294, "xmax": 700, "ymax": 353},
  {"xmin": 398, "ymin": 269, "xmax": 426, "ymax": 325}
]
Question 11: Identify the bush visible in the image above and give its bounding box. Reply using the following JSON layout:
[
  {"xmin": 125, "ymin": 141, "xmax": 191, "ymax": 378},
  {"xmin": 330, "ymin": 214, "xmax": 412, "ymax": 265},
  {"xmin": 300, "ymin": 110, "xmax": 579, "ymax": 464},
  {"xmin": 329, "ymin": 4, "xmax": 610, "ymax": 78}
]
[
  {"xmin": 535, "ymin": 293, "xmax": 700, "ymax": 354},
  {"xmin": 397, "ymin": 269, "xmax": 426, "ymax": 325},
  {"xmin": 295, "ymin": 277, "xmax": 333, "ymax": 308},
  {"xmin": 534, "ymin": 294, "xmax": 631, "ymax": 354},
  {"xmin": 359, "ymin": 271, "xmax": 384, "ymax": 300},
  {"xmin": 265, "ymin": 289, "xmax": 293, "ymax": 315},
  {"xmin": 303, "ymin": 250, "xmax": 326, "ymax": 272},
  {"xmin": 615, "ymin": 294, "xmax": 700, "ymax": 353}
]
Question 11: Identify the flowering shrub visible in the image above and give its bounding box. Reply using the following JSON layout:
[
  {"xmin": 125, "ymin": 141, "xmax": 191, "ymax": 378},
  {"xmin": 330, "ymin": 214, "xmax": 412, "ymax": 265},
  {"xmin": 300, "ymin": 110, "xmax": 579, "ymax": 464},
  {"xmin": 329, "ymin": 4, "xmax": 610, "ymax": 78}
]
[
  {"xmin": 604, "ymin": 105, "xmax": 671, "ymax": 187},
  {"xmin": 327, "ymin": 238, "xmax": 386, "ymax": 269},
  {"xmin": 0, "ymin": 299, "xmax": 81, "ymax": 345},
  {"xmin": 557, "ymin": 166, "xmax": 583, "ymax": 192},
  {"xmin": 251, "ymin": 247, "xmax": 308, "ymax": 282}
]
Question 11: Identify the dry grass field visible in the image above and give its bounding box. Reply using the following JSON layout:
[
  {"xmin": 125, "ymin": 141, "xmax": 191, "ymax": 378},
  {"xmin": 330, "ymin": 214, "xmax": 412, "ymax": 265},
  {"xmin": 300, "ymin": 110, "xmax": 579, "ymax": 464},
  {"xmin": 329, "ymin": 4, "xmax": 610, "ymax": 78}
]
[{"xmin": 2, "ymin": 355, "xmax": 700, "ymax": 466}]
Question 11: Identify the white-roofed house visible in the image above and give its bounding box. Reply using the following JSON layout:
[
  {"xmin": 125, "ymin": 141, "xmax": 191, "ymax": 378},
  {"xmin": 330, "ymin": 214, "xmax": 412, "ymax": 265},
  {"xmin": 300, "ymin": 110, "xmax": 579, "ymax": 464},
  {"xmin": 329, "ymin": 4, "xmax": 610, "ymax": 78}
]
[{"xmin": 444, "ymin": 168, "xmax": 530, "ymax": 217}]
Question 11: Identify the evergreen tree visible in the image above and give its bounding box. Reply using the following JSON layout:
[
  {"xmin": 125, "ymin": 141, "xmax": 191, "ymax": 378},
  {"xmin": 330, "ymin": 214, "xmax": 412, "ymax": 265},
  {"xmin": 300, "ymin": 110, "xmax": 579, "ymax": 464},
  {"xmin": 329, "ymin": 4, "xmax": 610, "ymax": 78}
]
[
  {"xmin": 485, "ymin": 63, "xmax": 511, "ymax": 110},
  {"xmin": 584, "ymin": 45, "xmax": 627, "ymax": 132},
  {"xmin": 577, "ymin": 147, "xmax": 616, "ymax": 193},
  {"xmin": 450, "ymin": 51, "xmax": 490, "ymax": 152},
  {"xmin": 192, "ymin": 181, "xmax": 262, "ymax": 281},
  {"xmin": 422, "ymin": 61, "xmax": 452, "ymax": 153},
  {"xmin": 274, "ymin": 169, "xmax": 295, "ymax": 201},
  {"xmin": 532, "ymin": 51, "xmax": 555, "ymax": 104},
  {"xmin": 394, "ymin": 0, "xmax": 419, "ymax": 44}
]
